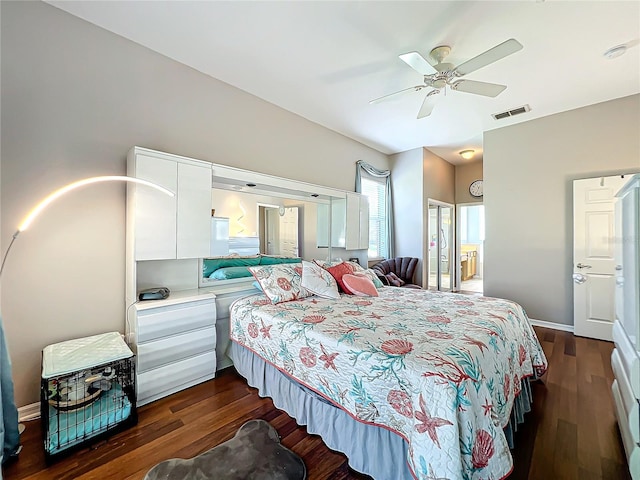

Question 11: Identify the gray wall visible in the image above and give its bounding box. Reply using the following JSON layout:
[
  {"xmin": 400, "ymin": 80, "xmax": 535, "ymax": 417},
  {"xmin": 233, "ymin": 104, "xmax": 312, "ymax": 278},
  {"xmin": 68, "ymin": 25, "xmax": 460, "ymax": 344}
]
[
  {"xmin": 423, "ymin": 149, "xmax": 456, "ymax": 286},
  {"xmin": 0, "ymin": 1, "xmax": 389, "ymax": 406},
  {"xmin": 484, "ymin": 94, "xmax": 640, "ymax": 326},
  {"xmin": 390, "ymin": 147, "xmax": 456, "ymax": 286},
  {"xmin": 390, "ymin": 149, "xmax": 424, "ymax": 284},
  {"xmin": 423, "ymin": 148, "xmax": 455, "ymax": 206}
]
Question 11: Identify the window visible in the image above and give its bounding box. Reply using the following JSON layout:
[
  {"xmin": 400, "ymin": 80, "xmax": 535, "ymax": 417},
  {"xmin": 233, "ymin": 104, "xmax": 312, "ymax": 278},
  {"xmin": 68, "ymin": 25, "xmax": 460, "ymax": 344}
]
[{"xmin": 361, "ymin": 176, "xmax": 387, "ymax": 259}]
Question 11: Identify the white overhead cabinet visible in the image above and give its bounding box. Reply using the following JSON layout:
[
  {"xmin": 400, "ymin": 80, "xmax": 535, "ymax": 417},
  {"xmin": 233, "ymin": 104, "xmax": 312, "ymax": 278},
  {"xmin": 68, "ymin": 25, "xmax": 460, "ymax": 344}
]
[
  {"xmin": 176, "ymin": 161, "xmax": 212, "ymax": 258},
  {"xmin": 128, "ymin": 148, "xmax": 211, "ymax": 260}
]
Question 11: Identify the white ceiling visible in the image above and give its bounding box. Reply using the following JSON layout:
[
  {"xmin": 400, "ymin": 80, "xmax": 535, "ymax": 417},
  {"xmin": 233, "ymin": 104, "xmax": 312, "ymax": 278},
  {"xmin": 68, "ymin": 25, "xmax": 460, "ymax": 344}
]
[{"xmin": 47, "ymin": 0, "xmax": 640, "ymax": 165}]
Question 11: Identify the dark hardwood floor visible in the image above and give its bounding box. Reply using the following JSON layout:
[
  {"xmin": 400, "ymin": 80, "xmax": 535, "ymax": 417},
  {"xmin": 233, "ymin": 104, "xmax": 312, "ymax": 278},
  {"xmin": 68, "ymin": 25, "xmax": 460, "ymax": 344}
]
[{"xmin": 3, "ymin": 327, "xmax": 631, "ymax": 480}]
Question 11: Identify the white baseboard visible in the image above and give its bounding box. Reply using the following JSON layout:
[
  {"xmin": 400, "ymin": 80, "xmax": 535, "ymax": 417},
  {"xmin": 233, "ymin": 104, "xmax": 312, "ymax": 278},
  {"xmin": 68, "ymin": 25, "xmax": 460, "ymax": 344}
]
[
  {"xmin": 18, "ymin": 402, "xmax": 40, "ymax": 422},
  {"xmin": 529, "ymin": 318, "xmax": 574, "ymax": 333}
]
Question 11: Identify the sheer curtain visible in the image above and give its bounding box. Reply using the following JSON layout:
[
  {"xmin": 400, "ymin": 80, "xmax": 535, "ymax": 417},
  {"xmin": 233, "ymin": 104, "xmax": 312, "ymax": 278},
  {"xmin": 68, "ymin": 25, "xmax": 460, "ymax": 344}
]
[{"xmin": 355, "ymin": 160, "xmax": 394, "ymax": 259}]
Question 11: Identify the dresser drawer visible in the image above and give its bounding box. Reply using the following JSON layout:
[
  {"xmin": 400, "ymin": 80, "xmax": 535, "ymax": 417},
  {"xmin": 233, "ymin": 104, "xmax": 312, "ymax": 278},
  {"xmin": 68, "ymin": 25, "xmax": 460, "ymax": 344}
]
[
  {"xmin": 137, "ymin": 299, "xmax": 215, "ymax": 343},
  {"xmin": 137, "ymin": 350, "xmax": 216, "ymax": 404},
  {"xmin": 137, "ymin": 326, "xmax": 216, "ymax": 373}
]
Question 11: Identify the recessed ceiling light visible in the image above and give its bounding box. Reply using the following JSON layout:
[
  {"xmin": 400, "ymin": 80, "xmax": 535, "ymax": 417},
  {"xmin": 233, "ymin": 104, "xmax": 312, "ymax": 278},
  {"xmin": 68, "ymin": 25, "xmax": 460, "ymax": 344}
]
[{"xmin": 604, "ymin": 44, "xmax": 627, "ymax": 59}]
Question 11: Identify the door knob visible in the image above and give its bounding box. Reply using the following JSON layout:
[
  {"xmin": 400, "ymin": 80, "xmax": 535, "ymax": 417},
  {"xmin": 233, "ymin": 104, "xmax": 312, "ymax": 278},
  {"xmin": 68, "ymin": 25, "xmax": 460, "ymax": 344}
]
[
  {"xmin": 572, "ymin": 273, "xmax": 587, "ymax": 284},
  {"xmin": 576, "ymin": 263, "xmax": 592, "ymax": 269}
]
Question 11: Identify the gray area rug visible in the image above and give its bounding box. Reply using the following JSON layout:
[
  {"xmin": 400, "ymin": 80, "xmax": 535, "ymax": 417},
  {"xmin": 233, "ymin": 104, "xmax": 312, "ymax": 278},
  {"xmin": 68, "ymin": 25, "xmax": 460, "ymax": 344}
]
[{"xmin": 144, "ymin": 419, "xmax": 306, "ymax": 480}]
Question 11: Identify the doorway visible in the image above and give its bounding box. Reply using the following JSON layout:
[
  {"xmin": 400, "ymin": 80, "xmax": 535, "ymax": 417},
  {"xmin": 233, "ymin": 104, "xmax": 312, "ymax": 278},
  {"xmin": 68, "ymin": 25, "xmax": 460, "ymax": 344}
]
[
  {"xmin": 457, "ymin": 204, "xmax": 484, "ymax": 294},
  {"xmin": 427, "ymin": 200, "xmax": 453, "ymax": 291}
]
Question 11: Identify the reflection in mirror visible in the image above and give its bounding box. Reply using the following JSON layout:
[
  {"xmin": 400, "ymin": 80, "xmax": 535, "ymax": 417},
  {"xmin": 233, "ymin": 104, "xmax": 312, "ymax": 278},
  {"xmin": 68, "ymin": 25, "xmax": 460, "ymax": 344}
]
[
  {"xmin": 210, "ymin": 188, "xmax": 330, "ymax": 261},
  {"xmin": 200, "ymin": 168, "xmax": 364, "ymax": 288},
  {"xmin": 316, "ymin": 199, "xmax": 347, "ymax": 249},
  {"xmin": 201, "ymin": 188, "xmax": 333, "ymax": 287},
  {"xmin": 259, "ymin": 206, "xmax": 300, "ymax": 257}
]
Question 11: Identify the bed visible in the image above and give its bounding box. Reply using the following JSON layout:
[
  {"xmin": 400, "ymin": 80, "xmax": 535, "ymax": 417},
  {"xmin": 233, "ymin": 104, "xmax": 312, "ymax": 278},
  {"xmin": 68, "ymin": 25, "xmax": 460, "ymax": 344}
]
[{"xmin": 229, "ymin": 284, "xmax": 547, "ymax": 480}]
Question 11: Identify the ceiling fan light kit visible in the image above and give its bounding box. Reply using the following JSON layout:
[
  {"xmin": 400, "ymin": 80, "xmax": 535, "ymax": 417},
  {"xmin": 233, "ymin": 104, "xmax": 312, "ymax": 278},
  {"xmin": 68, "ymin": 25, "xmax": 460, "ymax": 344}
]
[{"xmin": 372, "ymin": 38, "xmax": 523, "ymax": 119}]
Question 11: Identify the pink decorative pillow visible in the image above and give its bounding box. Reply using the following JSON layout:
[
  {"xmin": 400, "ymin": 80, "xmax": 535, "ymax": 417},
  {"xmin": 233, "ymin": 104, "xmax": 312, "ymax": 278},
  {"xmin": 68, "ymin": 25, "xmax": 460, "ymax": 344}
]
[
  {"xmin": 342, "ymin": 274, "xmax": 379, "ymax": 297},
  {"xmin": 325, "ymin": 262, "xmax": 355, "ymax": 293}
]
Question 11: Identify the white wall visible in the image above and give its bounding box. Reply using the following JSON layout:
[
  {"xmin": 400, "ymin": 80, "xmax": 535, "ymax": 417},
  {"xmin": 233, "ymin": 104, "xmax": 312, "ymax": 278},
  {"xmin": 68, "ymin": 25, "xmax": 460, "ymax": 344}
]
[
  {"xmin": 484, "ymin": 94, "xmax": 640, "ymax": 326},
  {"xmin": 0, "ymin": 1, "xmax": 389, "ymax": 406}
]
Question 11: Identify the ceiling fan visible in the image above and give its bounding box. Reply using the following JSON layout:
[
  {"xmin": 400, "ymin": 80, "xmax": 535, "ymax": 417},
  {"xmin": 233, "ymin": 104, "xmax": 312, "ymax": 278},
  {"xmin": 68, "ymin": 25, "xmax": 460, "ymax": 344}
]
[{"xmin": 370, "ymin": 38, "xmax": 523, "ymax": 118}]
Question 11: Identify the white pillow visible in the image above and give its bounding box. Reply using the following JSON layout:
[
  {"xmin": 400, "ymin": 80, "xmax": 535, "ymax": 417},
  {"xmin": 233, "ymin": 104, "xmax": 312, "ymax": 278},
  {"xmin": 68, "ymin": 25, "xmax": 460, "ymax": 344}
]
[
  {"xmin": 248, "ymin": 264, "xmax": 311, "ymax": 304},
  {"xmin": 301, "ymin": 261, "xmax": 340, "ymax": 299}
]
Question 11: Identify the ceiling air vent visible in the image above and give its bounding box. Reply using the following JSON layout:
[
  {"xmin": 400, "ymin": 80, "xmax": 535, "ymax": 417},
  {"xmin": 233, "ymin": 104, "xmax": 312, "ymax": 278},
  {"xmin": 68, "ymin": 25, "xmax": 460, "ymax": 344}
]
[{"xmin": 492, "ymin": 104, "xmax": 531, "ymax": 120}]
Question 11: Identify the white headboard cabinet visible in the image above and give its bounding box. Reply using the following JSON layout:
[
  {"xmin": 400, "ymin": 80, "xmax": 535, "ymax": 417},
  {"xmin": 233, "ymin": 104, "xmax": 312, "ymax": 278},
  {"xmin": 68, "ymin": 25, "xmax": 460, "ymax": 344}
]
[
  {"xmin": 346, "ymin": 191, "xmax": 369, "ymax": 251},
  {"xmin": 124, "ymin": 146, "xmax": 371, "ymax": 405},
  {"xmin": 317, "ymin": 193, "xmax": 369, "ymax": 251},
  {"xmin": 125, "ymin": 147, "xmax": 215, "ymax": 406}
]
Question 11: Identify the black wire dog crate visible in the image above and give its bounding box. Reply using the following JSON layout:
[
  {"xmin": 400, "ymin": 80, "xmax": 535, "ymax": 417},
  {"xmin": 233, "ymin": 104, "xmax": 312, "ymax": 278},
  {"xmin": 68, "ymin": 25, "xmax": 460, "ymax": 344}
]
[{"xmin": 41, "ymin": 332, "xmax": 137, "ymax": 462}]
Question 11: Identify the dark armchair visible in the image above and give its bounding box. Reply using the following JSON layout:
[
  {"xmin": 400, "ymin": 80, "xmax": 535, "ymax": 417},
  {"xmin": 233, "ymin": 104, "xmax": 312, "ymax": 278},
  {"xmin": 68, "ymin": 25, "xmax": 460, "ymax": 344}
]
[{"xmin": 371, "ymin": 257, "xmax": 422, "ymax": 289}]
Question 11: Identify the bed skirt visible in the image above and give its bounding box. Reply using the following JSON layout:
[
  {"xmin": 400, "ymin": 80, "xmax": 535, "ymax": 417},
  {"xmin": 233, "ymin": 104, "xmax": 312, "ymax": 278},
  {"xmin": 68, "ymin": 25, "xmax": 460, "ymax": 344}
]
[{"xmin": 229, "ymin": 341, "xmax": 534, "ymax": 479}]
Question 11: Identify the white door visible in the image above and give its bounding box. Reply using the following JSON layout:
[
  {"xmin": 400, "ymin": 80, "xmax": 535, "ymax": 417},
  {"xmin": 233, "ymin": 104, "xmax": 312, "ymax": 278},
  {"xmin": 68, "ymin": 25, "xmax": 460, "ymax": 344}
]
[
  {"xmin": 279, "ymin": 207, "xmax": 299, "ymax": 257},
  {"xmin": 573, "ymin": 175, "xmax": 630, "ymax": 340}
]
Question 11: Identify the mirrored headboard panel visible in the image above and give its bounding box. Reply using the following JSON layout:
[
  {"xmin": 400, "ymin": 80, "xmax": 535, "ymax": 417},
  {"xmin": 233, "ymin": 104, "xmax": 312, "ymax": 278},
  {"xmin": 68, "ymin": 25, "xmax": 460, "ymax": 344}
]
[{"xmin": 201, "ymin": 162, "xmax": 355, "ymax": 288}]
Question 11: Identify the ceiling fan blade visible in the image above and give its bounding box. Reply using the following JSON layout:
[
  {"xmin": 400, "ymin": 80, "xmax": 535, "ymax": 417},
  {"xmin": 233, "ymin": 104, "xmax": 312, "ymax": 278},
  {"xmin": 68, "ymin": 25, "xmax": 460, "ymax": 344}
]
[
  {"xmin": 453, "ymin": 38, "xmax": 523, "ymax": 76},
  {"xmin": 399, "ymin": 51, "xmax": 436, "ymax": 75},
  {"xmin": 369, "ymin": 85, "xmax": 426, "ymax": 104},
  {"xmin": 417, "ymin": 90, "xmax": 440, "ymax": 118},
  {"xmin": 451, "ymin": 79, "xmax": 507, "ymax": 97}
]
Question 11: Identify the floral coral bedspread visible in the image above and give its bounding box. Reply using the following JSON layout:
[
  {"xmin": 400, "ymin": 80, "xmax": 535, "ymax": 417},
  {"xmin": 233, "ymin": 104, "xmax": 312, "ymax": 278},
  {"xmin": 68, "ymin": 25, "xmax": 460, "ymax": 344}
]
[{"xmin": 229, "ymin": 287, "xmax": 548, "ymax": 480}]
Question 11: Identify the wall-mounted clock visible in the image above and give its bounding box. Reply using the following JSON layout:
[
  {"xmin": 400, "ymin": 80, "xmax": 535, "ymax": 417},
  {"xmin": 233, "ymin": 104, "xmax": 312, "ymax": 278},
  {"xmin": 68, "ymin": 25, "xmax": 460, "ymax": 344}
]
[{"xmin": 469, "ymin": 179, "xmax": 483, "ymax": 198}]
